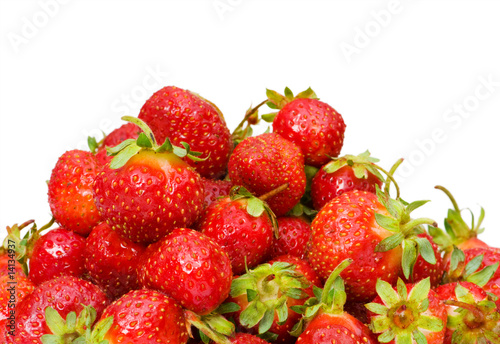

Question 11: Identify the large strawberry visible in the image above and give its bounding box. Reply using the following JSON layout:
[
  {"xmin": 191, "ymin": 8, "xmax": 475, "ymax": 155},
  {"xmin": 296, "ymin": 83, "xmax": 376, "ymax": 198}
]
[
  {"xmin": 138, "ymin": 86, "xmax": 232, "ymax": 179},
  {"xmin": 366, "ymin": 278, "xmax": 447, "ymax": 344},
  {"xmin": 93, "ymin": 116, "xmax": 205, "ymax": 244},
  {"xmin": 307, "ymin": 189, "xmax": 438, "ymax": 302},
  {"xmin": 265, "ymin": 87, "xmax": 346, "ymax": 167},
  {"xmin": 84, "ymin": 222, "xmax": 146, "ymax": 300},
  {"xmin": 137, "ymin": 227, "xmax": 233, "ymax": 315},
  {"xmin": 197, "ymin": 187, "xmax": 277, "ymax": 275},
  {"xmin": 228, "ymin": 132, "xmax": 306, "ymax": 216},
  {"xmin": 48, "ymin": 149, "xmax": 101, "ymax": 236}
]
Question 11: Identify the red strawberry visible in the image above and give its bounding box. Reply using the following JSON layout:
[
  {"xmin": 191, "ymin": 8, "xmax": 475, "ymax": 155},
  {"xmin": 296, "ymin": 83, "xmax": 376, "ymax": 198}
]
[
  {"xmin": 48, "ymin": 149, "xmax": 101, "ymax": 236},
  {"xmin": 307, "ymin": 189, "xmax": 438, "ymax": 302},
  {"xmin": 28, "ymin": 227, "xmax": 86, "ymax": 285},
  {"xmin": 97, "ymin": 289, "xmax": 189, "ymax": 344},
  {"xmin": 310, "ymin": 151, "xmax": 384, "ymax": 210},
  {"xmin": 0, "ymin": 251, "xmax": 24, "ymax": 277},
  {"xmin": 443, "ymin": 247, "xmax": 500, "ymax": 286},
  {"xmin": 201, "ymin": 177, "xmax": 233, "ymax": 209},
  {"xmin": 366, "ymin": 278, "xmax": 447, "ymax": 344},
  {"xmin": 270, "ymin": 216, "xmax": 312, "ymax": 260},
  {"xmin": 137, "ymin": 228, "xmax": 232, "ymax": 315},
  {"xmin": 483, "ymin": 276, "xmax": 500, "ymax": 309},
  {"xmin": 197, "ymin": 189, "xmax": 276, "ymax": 275},
  {"xmin": 84, "ymin": 222, "xmax": 146, "ymax": 299},
  {"xmin": 138, "ymin": 86, "xmax": 232, "ymax": 179},
  {"xmin": 270, "ymin": 254, "xmax": 322, "ymax": 290},
  {"xmin": 436, "ymin": 281, "xmax": 500, "ymax": 344},
  {"xmin": 10, "ymin": 275, "xmax": 108, "ymax": 343},
  {"xmin": 94, "ymin": 122, "xmax": 141, "ymax": 166},
  {"xmin": 228, "ymin": 333, "xmax": 270, "ymax": 343},
  {"xmin": 294, "ymin": 260, "xmax": 377, "ymax": 344},
  {"xmin": 266, "ymin": 87, "xmax": 346, "ymax": 167},
  {"xmin": 93, "ymin": 117, "xmax": 205, "ymax": 244},
  {"xmin": 228, "ymin": 132, "xmax": 306, "ymax": 216},
  {"xmin": 0, "ymin": 274, "xmax": 34, "ymax": 319}
]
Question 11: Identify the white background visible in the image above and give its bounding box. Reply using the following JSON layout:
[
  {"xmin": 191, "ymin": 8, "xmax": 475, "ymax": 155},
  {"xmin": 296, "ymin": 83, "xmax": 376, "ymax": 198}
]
[{"xmin": 1, "ymin": 0, "xmax": 499, "ymax": 247}]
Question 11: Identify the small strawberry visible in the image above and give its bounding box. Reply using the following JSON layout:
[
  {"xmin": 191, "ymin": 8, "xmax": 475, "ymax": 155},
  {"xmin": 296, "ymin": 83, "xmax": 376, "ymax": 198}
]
[
  {"xmin": 366, "ymin": 278, "xmax": 447, "ymax": 344},
  {"xmin": 270, "ymin": 216, "xmax": 312, "ymax": 260},
  {"xmin": 265, "ymin": 87, "xmax": 346, "ymax": 167},
  {"xmin": 137, "ymin": 228, "xmax": 233, "ymax": 315},
  {"xmin": 197, "ymin": 187, "xmax": 277, "ymax": 275},
  {"xmin": 95, "ymin": 289, "xmax": 189, "ymax": 344},
  {"xmin": 310, "ymin": 151, "xmax": 384, "ymax": 210},
  {"xmin": 94, "ymin": 122, "xmax": 141, "ymax": 166},
  {"xmin": 48, "ymin": 149, "xmax": 101, "ymax": 236},
  {"xmin": 93, "ymin": 116, "xmax": 205, "ymax": 244},
  {"xmin": 228, "ymin": 132, "xmax": 306, "ymax": 216},
  {"xmin": 84, "ymin": 222, "xmax": 146, "ymax": 300},
  {"xmin": 138, "ymin": 86, "xmax": 233, "ymax": 179},
  {"xmin": 201, "ymin": 177, "xmax": 233, "ymax": 209}
]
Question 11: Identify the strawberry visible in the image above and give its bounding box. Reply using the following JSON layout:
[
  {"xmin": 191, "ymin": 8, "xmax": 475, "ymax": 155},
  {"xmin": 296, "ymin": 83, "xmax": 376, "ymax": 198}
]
[
  {"xmin": 201, "ymin": 177, "xmax": 233, "ymax": 209},
  {"xmin": 293, "ymin": 259, "xmax": 377, "ymax": 344},
  {"xmin": 197, "ymin": 187, "xmax": 277, "ymax": 275},
  {"xmin": 436, "ymin": 281, "xmax": 500, "ymax": 343},
  {"xmin": 443, "ymin": 247, "xmax": 500, "ymax": 286},
  {"xmin": 93, "ymin": 116, "xmax": 205, "ymax": 244},
  {"xmin": 84, "ymin": 222, "xmax": 146, "ymax": 300},
  {"xmin": 28, "ymin": 227, "xmax": 86, "ymax": 285},
  {"xmin": 366, "ymin": 278, "xmax": 447, "ymax": 344},
  {"xmin": 191, "ymin": 332, "xmax": 271, "ymax": 344},
  {"xmin": 265, "ymin": 87, "xmax": 346, "ymax": 167},
  {"xmin": 94, "ymin": 122, "xmax": 141, "ymax": 166},
  {"xmin": 48, "ymin": 149, "xmax": 101, "ymax": 236},
  {"xmin": 228, "ymin": 132, "xmax": 306, "ymax": 216},
  {"xmin": 0, "ymin": 273, "xmax": 34, "ymax": 319},
  {"xmin": 307, "ymin": 189, "xmax": 438, "ymax": 302},
  {"xmin": 10, "ymin": 275, "xmax": 108, "ymax": 343},
  {"xmin": 310, "ymin": 151, "xmax": 384, "ymax": 210},
  {"xmin": 138, "ymin": 86, "xmax": 232, "ymax": 179},
  {"xmin": 96, "ymin": 289, "xmax": 189, "ymax": 344},
  {"xmin": 270, "ymin": 216, "xmax": 312, "ymax": 260},
  {"xmin": 137, "ymin": 227, "xmax": 233, "ymax": 315},
  {"xmin": 0, "ymin": 251, "xmax": 24, "ymax": 277}
]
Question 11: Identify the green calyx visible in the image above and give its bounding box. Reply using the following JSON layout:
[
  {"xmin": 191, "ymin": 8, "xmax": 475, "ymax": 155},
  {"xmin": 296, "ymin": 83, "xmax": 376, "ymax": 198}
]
[
  {"xmin": 323, "ymin": 150, "xmax": 385, "ymax": 183},
  {"xmin": 289, "ymin": 259, "xmax": 352, "ymax": 337},
  {"xmin": 366, "ymin": 278, "xmax": 444, "ymax": 344},
  {"xmin": 41, "ymin": 305, "xmax": 113, "ymax": 344},
  {"xmin": 429, "ymin": 186, "xmax": 485, "ymax": 253},
  {"xmin": 107, "ymin": 116, "xmax": 206, "ymax": 169},
  {"xmin": 374, "ymin": 186, "xmax": 438, "ymax": 280},
  {"xmin": 444, "ymin": 247, "xmax": 499, "ymax": 287},
  {"xmin": 230, "ymin": 261, "xmax": 312, "ymax": 337},
  {"xmin": 444, "ymin": 283, "xmax": 500, "ymax": 344},
  {"xmin": 184, "ymin": 309, "xmax": 236, "ymax": 344},
  {"xmin": 261, "ymin": 87, "xmax": 318, "ymax": 123}
]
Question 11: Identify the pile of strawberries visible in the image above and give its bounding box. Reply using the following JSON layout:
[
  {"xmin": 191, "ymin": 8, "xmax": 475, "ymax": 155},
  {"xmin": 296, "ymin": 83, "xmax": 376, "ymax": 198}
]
[{"xmin": 1, "ymin": 86, "xmax": 499, "ymax": 344}]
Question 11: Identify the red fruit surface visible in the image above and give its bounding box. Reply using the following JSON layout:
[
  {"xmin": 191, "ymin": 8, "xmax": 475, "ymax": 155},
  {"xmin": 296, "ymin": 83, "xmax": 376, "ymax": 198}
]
[
  {"xmin": 270, "ymin": 216, "xmax": 312, "ymax": 260},
  {"xmin": 28, "ymin": 227, "xmax": 86, "ymax": 285},
  {"xmin": 272, "ymin": 97, "xmax": 346, "ymax": 167},
  {"xmin": 269, "ymin": 254, "xmax": 322, "ymax": 291},
  {"xmin": 297, "ymin": 312, "xmax": 376, "ymax": 344},
  {"xmin": 100, "ymin": 289, "xmax": 188, "ymax": 344},
  {"xmin": 84, "ymin": 222, "xmax": 146, "ymax": 300},
  {"xmin": 48, "ymin": 149, "xmax": 101, "ymax": 236},
  {"xmin": 402, "ymin": 233, "xmax": 444, "ymax": 287},
  {"xmin": 483, "ymin": 276, "xmax": 500, "ymax": 309},
  {"xmin": 93, "ymin": 149, "xmax": 204, "ymax": 244},
  {"xmin": 95, "ymin": 123, "xmax": 141, "ymax": 166},
  {"xmin": 229, "ymin": 333, "xmax": 270, "ymax": 343},
  {"xmin": 228, "ymin": 133, "xmax": 306, "ymax": 216},
  {"xmin": 0, "ymin": 274, "xmax": 34, "ymax": 319},
  {"xmin": 138, "ymin": 86, "xmax": 232, "ymax": 179},
  {"xmin": 0, "ymin": 253, "xmax": 24, "ymax": 277},
  {"xmin": 307, "ymin": 190, "xmax": 402, "ymax": 302},
  {"xmin": 201, "ymin": 177, "xmax": 233, "ymax": 209},
  {"xmin": 311, "ymin": 164, "xmax": 382, "ymax": 211},
  {"xmin": 137, "ymin": 228, "xmax": 232, "ymax": 315},
  {"xmin": 11, "ymin": 275, "xmax": 108, "ymax": 344},
  {"xmin": 197, "ymin": 196, "xmax": 274, "ymax": 275}
]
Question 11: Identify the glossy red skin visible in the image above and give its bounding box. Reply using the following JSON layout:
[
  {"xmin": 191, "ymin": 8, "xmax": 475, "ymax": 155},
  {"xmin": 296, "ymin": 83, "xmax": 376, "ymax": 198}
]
[
  {"xmin": 367, "ymin": 285, "xmax": 447, "ymax": 344},
  {"xmin": 307, "ymin": 190, "xmax": 402, "ymax": 302},
  {"xmin": 483, "ymin": 276, "xmax": 500, "ymax": 309},
  {"xmin": 84, "ymin": 222, "xmax": 146, "ymax": 300},
  {"xmin": 101, "ymin": 289, "xmax": 188, "ymax": 344},
  {"xmin": 311, "ymin": 165, "xmax": 382, "ymax": 211},
  {"xmin": 0, "ymin": 254, "xmax": 24, "ymax": 277},
  {"xmin": 138, "ymin": 86, "xmax": 232, "ymax": 179},
  {"xmin": 137, "ymin": 228, "xmax": 232, "ymax": 315},
  {"xmin": 93, "ymin": 150, "xmax": 204, "ymax": 245},
  {"xmin": 270, "ymin": 216, "xmax": 312, "ymax": 260},
  {"xmin": 198, "ymin": 197, "xmax": 274, "ymax": 275},
  {"xmin": 297, "ymin": 312, "xmax": 376, "ymax": 344},
  {"xmin": 229, "ymin": 333, "xmax": 270, "ymax": 343},
  {"xmin": 95, "ymin": 123, "xmax": 141, "ymax": 166},
  {"xmin": 455, "ymin": 247, "xmax": 500, "ymax": 279},
  {"xmin": 272, "ymin": 97, "xmax": 346, "ymax": 167},
  {"xmin": 0, "ymin": 274, "xmax": 34, "ymax": 319},
  {"xmin": 10, "ymin": 276, "xmax": 108, "ymax": 344},
  {"xmin": 228, "ymin": 133, "xmax": 306, "ymax": 216},
  {"xmin": 402, "ymin": 233, "xmax": 444, "ymax": 287},
  {"xmin": 201, "ymin": 177, "xmax": 233, "ymax": 209},
  {"xmin": 28, "ymin": 227, "xmax": 86, "ymax": 285},
  {"xmin": 48, "ymin": 150, "xmax": 101, "ymax": 236}
]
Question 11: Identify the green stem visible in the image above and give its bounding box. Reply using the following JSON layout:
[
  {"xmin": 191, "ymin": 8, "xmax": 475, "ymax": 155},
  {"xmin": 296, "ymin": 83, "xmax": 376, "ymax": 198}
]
[
  {"xmin": 320, "ymin": 259, "xmax": 352, "ymax": 305},
  {"xmin": 374, "ymin": 159, "xmax": 403, "ymax": 200},
  {"xmin": 401, "ymin": 218, "xmax": 438, "ymax": 236},
  {"xmin": 231, "ymin": 99, "xmax": 268, "ymax": 138},
  {"xmin": 435, "ymin": 185, "xmax": 460, "ymax": 212},
  {"xmin": 122, "ymin": 116, "xmax": 157, "ymax": 147}
]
